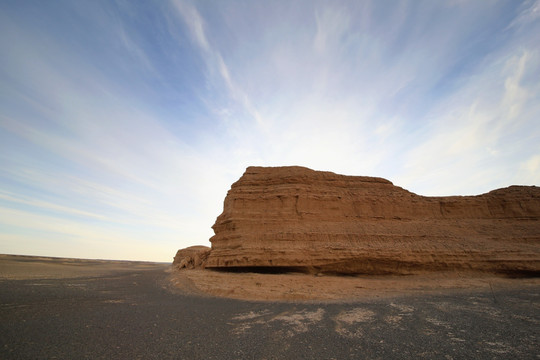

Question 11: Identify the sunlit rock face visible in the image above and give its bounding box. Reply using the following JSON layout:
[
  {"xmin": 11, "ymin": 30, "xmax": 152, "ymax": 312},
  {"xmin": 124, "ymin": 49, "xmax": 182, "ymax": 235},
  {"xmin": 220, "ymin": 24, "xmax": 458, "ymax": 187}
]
[{"xmin": 201, "ymin": 166, "xmax": 540, "ymax": 275}]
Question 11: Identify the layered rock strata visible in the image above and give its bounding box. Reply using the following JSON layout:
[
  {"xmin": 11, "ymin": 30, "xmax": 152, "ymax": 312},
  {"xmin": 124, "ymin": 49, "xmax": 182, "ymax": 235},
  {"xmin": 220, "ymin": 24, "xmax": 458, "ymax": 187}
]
[{"xmin": 196, "ymin": 166, "xmax": 540, "ymax": 275}]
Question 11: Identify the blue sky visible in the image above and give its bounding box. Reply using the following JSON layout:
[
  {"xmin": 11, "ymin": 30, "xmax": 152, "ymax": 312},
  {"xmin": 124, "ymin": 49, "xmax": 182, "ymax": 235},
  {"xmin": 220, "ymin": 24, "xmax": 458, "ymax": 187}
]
[{"xmin": 1, "ymin": 0, "xmax": 539, "ymax": 262}]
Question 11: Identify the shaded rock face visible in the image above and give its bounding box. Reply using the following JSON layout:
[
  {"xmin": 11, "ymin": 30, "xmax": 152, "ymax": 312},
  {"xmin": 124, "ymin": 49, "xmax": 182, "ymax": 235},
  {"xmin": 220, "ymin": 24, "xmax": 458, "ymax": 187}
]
[
  {"xmin": 173, "ymin": 246, "xmax": 211, "ymax": 269},
  {"xmin": 204, "ymin": 166, "xmax": 540, "ymax": 275}
]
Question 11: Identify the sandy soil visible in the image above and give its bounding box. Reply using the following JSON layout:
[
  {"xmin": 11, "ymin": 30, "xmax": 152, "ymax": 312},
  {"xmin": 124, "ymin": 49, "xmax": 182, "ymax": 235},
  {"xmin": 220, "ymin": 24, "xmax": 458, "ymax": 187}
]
[
  {"xmin": 170, "ymin": 268, "xmax": 540, "ymax": 302},
  {"xmin": 0, "ymin": 254, "xmax": 168, "ymax": 280}
]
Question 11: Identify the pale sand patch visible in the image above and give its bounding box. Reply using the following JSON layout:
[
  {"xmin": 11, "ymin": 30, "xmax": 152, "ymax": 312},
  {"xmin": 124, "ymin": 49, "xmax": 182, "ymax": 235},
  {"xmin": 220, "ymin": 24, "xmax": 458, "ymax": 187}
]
[
  {"xmin": 170, "ymin": 268, "xmax": 540, "ymax": 302},
  {"xmin": 230, "ymin": 308, "xmax": 324, "ymax": 337},
  {"xmin": 384, "ymin": 315, "xmax": 403, "ymax": 325},
  {"xmin": 333, "ymin": 308, "xmax": 375, "ymax": 338},
  {"xmin": 335, "ymin": 308, "xmax": 375, "ymax": 324},
  {"xmin": 272, "ymin": 308, "xmax": 325, "ymax": 333}
]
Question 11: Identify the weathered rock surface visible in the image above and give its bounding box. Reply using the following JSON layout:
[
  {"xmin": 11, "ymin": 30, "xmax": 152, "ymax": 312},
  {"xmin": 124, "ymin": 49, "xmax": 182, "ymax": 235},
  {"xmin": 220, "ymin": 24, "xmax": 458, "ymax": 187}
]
[
  {"xmin": 198, "ymin": 166, "xmax": 540, "ymax": 275},
  {"xmin": 173, "ymin": 246, "xmax": 211, "ymax": 269}
]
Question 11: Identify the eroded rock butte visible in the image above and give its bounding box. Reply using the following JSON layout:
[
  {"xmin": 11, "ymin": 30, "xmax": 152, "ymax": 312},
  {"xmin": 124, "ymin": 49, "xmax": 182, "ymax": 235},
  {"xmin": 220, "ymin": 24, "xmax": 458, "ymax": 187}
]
[{"xmin": 175, "ymin": 166, "xmax": 540, "ymax": 276}]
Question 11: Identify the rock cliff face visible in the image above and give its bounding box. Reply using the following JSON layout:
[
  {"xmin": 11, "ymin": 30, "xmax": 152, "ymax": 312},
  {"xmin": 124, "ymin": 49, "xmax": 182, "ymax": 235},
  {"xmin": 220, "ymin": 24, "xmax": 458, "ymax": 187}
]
[{"xmin": 204, "ymin": 166, "xmax": 540, "ymax": 275}]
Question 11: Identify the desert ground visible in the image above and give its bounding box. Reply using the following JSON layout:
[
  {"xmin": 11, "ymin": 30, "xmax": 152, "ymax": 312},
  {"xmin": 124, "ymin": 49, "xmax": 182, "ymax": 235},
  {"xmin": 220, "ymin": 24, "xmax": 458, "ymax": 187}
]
[
  {"xmin": 171, "ymin": 267, "xmax": 540, "ymax": 302},
  {"xmin": 1, "ymin": 254, "xmax": 539, "ymax": 359}
]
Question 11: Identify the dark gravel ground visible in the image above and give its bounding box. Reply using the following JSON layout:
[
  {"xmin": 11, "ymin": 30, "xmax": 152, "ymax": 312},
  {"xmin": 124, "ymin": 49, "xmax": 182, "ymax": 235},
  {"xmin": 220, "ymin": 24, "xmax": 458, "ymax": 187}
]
[{"xmin": 1, "ymin": 265, "xmax": 539, "ymax": 359}]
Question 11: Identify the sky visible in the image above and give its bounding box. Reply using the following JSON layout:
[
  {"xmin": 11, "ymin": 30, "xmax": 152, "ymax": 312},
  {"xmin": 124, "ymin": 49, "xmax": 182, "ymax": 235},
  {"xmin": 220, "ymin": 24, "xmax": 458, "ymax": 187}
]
[{"xmin": 1, "ymin": 0, "xmax": 539, "ymax": 262}]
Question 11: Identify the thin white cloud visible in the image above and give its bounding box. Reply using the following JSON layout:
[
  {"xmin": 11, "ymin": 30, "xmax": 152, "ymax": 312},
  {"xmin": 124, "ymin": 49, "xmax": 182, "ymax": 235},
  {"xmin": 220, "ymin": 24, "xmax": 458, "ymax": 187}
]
[
  {"xmin": 399, "ymin": 49, "xmax": 540, "ymax": 195},
  {"xmin": 171, "ymin": 0, "xmax": 210, "ymax": 52},
  {"xmin": 0, "ymin": 190, "xmax": 107, "ymax": 221},
  {"xmin": 0, "ymin": 208, "xmax": 175, "ymax": 261},
  {"xmin": 501, "ymin": 51, "xmax": 531, "ymax": 120},
  {"xmin": 0, "ymin": 7, "xmax": 232, "ymax": 260},
  {"xmin": 519, "ymin": 154, "xmax": 540, "ymax": 182},
  {"xmin": 170, "ymin": 0, "xmax": 265, "ymax": 127},
  {"xmin": 313, "ymin": 5, "xmax": 350, "ymax": 54},
  {"xmin": 508, "ymin": 0, "xmax": 540, "ymax": 29}
]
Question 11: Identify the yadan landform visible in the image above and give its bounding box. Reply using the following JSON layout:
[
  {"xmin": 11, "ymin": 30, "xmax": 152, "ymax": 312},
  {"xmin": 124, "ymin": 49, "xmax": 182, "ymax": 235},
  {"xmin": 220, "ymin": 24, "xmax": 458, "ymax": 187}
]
[{"xmin": 174, "ymin": 166, "xmax": 540, "ymax": 278}]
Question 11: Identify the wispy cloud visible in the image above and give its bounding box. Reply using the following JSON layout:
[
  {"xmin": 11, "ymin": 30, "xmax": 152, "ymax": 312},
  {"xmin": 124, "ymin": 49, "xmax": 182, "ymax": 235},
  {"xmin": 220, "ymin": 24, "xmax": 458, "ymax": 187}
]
[
  {"xmin": 399, "ymin": 49, "xmax": 540, "ymax": 195},
  {"xmin": 313, "ymin": 5, "xmax": 351, "ymax": 54},
  {"xmin": 171, "ymin": 0, "xmax": 265, "ymax": 127},
  {"xmin": 0, "ymin": 2, "xmax": 235, "ymax": 260},
  {"xmin": 508, "ymin": 0, "xmax": 540, "ymax": 29}
]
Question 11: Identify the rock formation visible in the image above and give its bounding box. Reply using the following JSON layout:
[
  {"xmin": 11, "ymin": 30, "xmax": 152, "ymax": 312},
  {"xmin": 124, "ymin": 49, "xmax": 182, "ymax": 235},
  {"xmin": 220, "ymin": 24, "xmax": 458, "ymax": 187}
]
[
  {"xmin": 173, "ymin": 246, "xmax": 211, "ymax": 269},
  {"xmin": 181, "ymin": 166, "xmax": 540, "ymax": 275}
]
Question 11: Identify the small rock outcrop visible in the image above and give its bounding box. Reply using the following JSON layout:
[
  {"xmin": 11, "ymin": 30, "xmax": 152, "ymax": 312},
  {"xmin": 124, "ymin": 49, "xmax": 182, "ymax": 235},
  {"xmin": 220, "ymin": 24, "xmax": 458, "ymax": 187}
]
[
  {"xmin": 179, "ymin": 166, "xmax": 540, "ymax": 275},
  {"xmin": 173, "ymin": 246, "xmax": 211, "ymax": 269}
]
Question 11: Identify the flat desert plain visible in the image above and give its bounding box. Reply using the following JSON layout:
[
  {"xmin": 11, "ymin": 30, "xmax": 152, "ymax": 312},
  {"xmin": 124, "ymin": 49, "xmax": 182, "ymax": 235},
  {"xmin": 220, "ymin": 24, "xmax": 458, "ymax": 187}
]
[
  {"xmin": 1, "ymin": 254, "xmax": 539, "ymax": 359},
  {"xmin": 0, "ymin": 254, "xmax": 168, "ymax": 280}
]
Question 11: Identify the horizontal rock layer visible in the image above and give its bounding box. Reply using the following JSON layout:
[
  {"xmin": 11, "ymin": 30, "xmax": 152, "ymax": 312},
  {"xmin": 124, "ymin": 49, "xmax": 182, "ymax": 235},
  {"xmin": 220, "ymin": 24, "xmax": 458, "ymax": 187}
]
[{"xmin": 205, "ymin": 166, "xmax": 540, "ymax": 275}]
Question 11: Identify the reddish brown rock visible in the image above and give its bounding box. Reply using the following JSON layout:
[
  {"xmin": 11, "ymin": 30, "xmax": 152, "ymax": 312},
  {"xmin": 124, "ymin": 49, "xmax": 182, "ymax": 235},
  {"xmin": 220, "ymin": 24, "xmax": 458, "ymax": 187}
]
[
  {"xmin": 173, "ymin": 246, "xmax": 211, "ymax": 270},
  {"xmin": 203, "ymin": 166, "xmax": 540, "ymax": 275}
]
